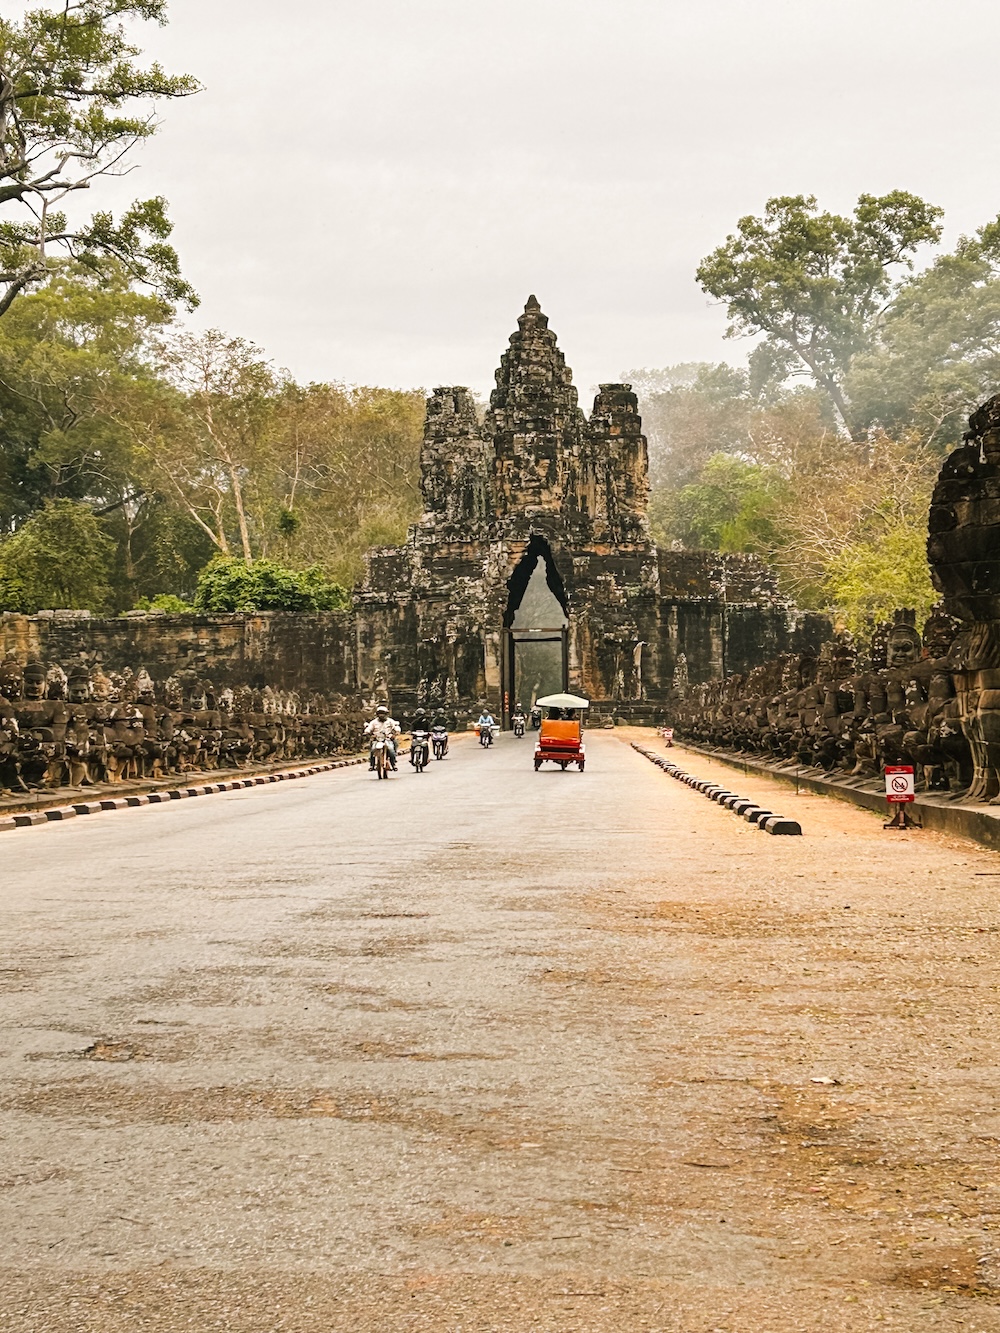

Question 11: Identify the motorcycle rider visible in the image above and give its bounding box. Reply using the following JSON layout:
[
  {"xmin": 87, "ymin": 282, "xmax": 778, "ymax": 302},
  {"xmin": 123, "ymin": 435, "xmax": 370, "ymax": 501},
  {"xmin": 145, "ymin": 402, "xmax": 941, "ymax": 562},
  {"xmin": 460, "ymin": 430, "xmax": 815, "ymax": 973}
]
[
  {"xmin": 431, "ymin": 711, "xmax": 449, "ymax": 756},
  {"xmin": 364, "ymin": 704, "xmax": 400, "ymax": 770},
  {"xmin": 409, "ymin": 708, "xmax": 430, "ymax": 767},
  {"xmin": 511, "ymin": 701, "xmax": 526, "ymax": 735},
  {"xmin": 477, "ymin": 707, "xmax": 496, "ymax": 744}
]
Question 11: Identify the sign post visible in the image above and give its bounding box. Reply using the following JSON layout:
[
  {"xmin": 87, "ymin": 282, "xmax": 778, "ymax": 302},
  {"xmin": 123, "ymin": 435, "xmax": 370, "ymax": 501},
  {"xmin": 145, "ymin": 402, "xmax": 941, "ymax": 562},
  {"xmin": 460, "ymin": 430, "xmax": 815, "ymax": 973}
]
[
  {"xmin": 883, "ymin": 765, "xmax": 920, "ymax": 829},
  {"xmin": 662, "ymin": 726, "xmax": 674, "ymax": 748}
]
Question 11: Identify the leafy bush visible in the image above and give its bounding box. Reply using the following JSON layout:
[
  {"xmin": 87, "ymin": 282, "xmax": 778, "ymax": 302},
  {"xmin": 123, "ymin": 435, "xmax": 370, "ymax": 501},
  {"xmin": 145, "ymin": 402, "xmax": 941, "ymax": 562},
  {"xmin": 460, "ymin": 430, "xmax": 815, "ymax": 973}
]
[
  {"xmin": 0, "ymin": 500, "xmax": 114, "ymax": 612},
  {"xmin": 133, "ymin": 594, "xmax": 191, "ymax": 614},
  {"xmin": 192, "ymin": 557, "xmax": 350, "ymax": 613}
]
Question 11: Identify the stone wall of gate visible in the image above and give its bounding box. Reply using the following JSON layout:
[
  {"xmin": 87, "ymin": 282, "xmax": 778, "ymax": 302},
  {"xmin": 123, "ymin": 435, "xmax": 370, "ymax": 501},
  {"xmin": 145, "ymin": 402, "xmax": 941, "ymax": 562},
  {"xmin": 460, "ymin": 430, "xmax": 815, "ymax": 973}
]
[{"xmin": 1, "ymin": 609, "xmax": 358, "ymax": 699}]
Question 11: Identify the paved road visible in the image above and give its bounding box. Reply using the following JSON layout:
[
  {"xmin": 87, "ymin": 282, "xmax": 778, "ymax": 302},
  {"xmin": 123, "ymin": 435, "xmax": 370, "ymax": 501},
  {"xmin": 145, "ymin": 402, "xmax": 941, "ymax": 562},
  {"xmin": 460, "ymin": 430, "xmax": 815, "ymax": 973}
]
[{"xmin": 3, "ymin": 731, "xmax": 1000, "ymax": 1331}]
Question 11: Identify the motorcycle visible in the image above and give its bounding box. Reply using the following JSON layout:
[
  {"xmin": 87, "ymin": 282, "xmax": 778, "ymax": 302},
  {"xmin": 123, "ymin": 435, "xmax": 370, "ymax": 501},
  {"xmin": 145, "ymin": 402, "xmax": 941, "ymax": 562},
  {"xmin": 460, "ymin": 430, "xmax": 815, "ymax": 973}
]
[
  {"xmin": 512, "ymin": 714, "xmax": 525, "ymax": 738},
  {"xmin": 477, "ymin": 722, "xmax": 495, "ymax": 748},
  {"xmin": 410, "ymin": 729, "xmax": 430, "ymax": 773},
  {"xmin": 371, "ymin": 739, "xmax": 392, "ymax": 779},
  {"xmin": 530, "ymin": 707, "xmax": 542, "ymax": 730},
  {"xmin": 431, "ymin": 725, "xmax": 449, "ymax": 760}
]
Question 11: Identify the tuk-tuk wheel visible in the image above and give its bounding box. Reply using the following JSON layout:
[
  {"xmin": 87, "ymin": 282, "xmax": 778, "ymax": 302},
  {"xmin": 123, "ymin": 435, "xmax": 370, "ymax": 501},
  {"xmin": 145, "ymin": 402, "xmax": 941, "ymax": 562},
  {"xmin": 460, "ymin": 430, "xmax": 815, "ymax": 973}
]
[
  {"xmin": 578, "ymin": 760, "xmax": 585, "ymax": 771},
  {"xmin": 560, "ymin": 761, "xmax": 568, "ymax": 770},
  {"xmin": 533, "ymin": 758, "xmax": 541, "ymax": 771}
]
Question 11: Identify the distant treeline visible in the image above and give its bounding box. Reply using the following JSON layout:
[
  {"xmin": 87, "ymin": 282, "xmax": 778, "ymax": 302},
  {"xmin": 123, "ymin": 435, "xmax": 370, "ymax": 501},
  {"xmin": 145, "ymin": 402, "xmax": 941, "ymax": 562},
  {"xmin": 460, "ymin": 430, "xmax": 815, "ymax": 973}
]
[{"xmin": 628, "ymin": 192, "xmax": 1000, "ymax": 630}]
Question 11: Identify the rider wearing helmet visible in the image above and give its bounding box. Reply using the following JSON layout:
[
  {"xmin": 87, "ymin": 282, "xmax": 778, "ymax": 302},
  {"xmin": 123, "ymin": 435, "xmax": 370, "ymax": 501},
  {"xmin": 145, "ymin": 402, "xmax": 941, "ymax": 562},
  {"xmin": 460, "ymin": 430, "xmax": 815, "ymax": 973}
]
[
  {"xmin": 410, "ymin": 708, "xmax": 429, "ymax": 767},
  {"xmin": 364, "ymin": 703, "xmax": 400, "ymax": 770}
]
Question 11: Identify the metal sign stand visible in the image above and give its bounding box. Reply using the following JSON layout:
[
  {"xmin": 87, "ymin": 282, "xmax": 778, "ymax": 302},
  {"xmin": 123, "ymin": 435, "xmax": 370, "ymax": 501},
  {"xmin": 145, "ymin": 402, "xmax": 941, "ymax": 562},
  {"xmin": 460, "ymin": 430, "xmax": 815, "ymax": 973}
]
[{"xmin": 883, "ymin": 764, "xmax": 921, "ymax": 830}]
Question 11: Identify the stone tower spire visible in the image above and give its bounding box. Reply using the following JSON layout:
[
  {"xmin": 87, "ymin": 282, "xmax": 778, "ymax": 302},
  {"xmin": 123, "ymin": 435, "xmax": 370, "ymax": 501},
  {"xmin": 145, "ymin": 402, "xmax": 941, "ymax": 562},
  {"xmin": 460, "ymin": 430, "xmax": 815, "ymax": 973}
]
[
  {"xmin": 419, "ymin": 387, "xmax": 490, "ymax": 532},
  {"xmin": 587, "ymin": 382, "xmax": 649, "ymax": 544},
  {"xmin": 487, "ymin": 296, "xmax": 583, "ymax": 520}
]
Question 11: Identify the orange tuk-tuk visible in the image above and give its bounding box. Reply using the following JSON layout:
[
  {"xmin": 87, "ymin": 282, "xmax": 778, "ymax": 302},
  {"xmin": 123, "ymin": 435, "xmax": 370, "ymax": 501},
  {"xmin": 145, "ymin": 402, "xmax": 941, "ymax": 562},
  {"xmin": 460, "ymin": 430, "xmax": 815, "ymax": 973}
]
[{"xmin": 532, "ymin": 693, "xmax": 589, "ymax": 772}]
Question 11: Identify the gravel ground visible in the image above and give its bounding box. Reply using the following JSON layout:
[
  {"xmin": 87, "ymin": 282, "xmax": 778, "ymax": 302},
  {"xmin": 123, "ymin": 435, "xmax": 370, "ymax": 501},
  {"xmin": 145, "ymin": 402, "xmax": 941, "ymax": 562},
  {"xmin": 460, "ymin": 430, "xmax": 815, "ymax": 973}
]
[{"xmin": 2, "ymin": 728, "xmax": 999, "ymax": 1331}]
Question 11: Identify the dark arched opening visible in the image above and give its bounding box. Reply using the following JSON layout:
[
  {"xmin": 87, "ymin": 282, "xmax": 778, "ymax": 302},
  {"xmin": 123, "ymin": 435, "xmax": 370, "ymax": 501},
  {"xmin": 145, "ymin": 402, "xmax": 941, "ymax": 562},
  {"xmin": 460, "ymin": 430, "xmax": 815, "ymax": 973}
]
[
  {"xmin": 503, "ymin": 534, "xmax": 568, "ymax": 628},
  {"xmin": 501, "ymin": 535, "xmax": 568, "ymax": 724}
]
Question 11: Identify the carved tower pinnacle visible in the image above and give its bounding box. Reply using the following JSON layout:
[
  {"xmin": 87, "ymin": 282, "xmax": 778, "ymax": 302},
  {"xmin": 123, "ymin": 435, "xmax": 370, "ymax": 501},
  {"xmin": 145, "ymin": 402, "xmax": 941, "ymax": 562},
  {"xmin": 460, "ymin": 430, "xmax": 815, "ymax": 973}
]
[
  {"xmin": 419, "ymin": 386, "xmax": 490, "ymax": 533},
  {"xmin": 486, "ymin": 296, "xmax": 583, "ymax": 519},
  {"xmin": 587, "ymin": 382, "xmax": 650, "ymax": 544}
]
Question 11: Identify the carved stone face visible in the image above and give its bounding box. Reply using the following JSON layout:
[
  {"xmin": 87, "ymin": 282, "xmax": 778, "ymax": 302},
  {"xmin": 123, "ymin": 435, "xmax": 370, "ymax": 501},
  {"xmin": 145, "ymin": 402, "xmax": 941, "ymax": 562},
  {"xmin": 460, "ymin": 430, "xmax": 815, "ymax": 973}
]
[
  {"xmin": 23, "ymin": 668, "xmax": 46, "ymax": 701},
  {"xmin": 68, "ymin": 678, "xmax": 91, "ymax": 704},
  {"xmin": 90, "ymin": 672, "xmax": 112, "ymax": 703},
  {"xmin": 887, "ymin": 631, "xmax": 920, "ymax": 668}
]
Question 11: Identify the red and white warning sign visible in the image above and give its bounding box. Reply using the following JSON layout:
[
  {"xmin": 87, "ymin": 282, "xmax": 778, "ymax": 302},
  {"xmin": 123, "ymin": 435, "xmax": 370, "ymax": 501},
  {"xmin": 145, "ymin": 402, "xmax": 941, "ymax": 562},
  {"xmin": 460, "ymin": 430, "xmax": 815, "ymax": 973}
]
[
  {"xmin": 885, "ymin": 765, "xmax": 915, "ymax": 803},
  {"xmin": 663, "ymin": 727, "xmax": 674, "ymax": 745}
]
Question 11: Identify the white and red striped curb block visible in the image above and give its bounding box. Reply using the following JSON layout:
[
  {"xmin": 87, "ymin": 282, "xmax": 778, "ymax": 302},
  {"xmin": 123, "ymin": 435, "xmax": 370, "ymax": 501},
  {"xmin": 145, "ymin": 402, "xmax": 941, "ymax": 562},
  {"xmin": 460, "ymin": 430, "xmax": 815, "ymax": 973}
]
[
  {"xmin": 0, "ymin": 756, "xmax": 371, "ymax": 834},
  {"xmin": 632, "ymin": 743, "xmax": 802, "ymax": 836}
]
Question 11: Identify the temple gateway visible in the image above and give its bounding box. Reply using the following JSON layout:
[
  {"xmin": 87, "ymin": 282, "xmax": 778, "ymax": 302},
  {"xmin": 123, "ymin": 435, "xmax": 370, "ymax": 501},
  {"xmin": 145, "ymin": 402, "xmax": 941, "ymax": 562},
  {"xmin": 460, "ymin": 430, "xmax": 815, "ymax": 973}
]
[{"xmin": 356, "ymin": 297, "xmax": 826, "ymax": 725}]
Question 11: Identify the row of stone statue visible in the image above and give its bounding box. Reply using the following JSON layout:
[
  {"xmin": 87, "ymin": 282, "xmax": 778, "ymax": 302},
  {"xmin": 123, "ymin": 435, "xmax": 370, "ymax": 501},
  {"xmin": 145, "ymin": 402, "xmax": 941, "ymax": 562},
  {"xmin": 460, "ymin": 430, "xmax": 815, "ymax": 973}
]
[
  {"xmin": 0, "ymin": 655, "xmax": 363, "ymax": 794},
  {"xmin": 670, "ymin": 606, "xmax": 979, "ymax": 796}
]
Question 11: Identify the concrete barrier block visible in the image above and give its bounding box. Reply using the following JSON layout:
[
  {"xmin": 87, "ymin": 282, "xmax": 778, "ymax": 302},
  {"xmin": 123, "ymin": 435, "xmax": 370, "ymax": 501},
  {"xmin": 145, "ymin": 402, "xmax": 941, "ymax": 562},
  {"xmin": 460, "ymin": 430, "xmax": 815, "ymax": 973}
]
[
  {"xmin": 13, "ymin": 812, "xmax": 47, "ymax": 826},
  {"xmin": 744, "ymin": 808, "xmax": 773, "ymax": 824},
  {"xmin": 763, "ymin": 817, "xmax": 802, "ymax": 835},
  {"xmin": 44, "ymin": 808, "xmax": 76, "ymax": 821}
]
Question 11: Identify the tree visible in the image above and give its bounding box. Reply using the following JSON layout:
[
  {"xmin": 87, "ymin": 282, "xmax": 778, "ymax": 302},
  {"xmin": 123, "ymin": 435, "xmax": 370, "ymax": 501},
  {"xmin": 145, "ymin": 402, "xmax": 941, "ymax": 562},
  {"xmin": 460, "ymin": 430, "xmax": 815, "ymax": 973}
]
[
  {"xmin": 846, "ymin": 216, "xmax": 1000, "ymax": 448},
  {"xmin": 649, "ymin": 452, "xmax": 786, "ymax": 552},
  {"xmin": 134, "ymin": 329, "xmax": 278, "ymax": 566},
  {"xmin": 0, "ymin": 0, "xmax": 199, "ymax": 318},
  {"xmin": 767, "ymin": 430, "xmax": 938, "ymax": 627},
  {"xmin": 0, "ymin": 262, "xmax": 172, "ymax": 532},
  {"xmin": 622, "ymin": 362, "xmax": 752, "ymax": 489},
  {"xmin": 258, "ymin": 381, "xmax": 424, "ymax": 584},
  {"xmin": 0, "ymin": 496, "xmax": 113, "ymax": 610},
  {"xmin": 696, "ymin": 193, "xmax": 943, "ymax": 441}
]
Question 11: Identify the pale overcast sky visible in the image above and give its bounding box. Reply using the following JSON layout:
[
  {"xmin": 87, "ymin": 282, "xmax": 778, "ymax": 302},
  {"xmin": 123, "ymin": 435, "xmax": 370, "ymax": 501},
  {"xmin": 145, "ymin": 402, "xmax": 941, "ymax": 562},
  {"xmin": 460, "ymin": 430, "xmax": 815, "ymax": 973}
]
[{"xmin": 101, "ymin": 0, "xmax": 1000, "ymax": 400}]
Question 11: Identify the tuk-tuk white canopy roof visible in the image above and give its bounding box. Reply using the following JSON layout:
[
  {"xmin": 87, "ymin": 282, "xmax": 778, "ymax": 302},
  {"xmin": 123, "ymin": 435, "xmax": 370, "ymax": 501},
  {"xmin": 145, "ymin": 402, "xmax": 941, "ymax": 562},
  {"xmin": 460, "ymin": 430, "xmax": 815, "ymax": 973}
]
[{"xmin": 534, "ymin": 693, "xmax": 590, "ymax": 709}]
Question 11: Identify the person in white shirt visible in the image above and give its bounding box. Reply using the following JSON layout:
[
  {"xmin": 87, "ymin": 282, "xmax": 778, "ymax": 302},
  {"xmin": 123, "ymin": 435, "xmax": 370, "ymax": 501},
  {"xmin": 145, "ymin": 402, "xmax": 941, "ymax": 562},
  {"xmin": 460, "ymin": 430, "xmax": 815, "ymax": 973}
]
[{"xmin": 364, "ymin": 704, "xmax": 400, "ymax": 770}]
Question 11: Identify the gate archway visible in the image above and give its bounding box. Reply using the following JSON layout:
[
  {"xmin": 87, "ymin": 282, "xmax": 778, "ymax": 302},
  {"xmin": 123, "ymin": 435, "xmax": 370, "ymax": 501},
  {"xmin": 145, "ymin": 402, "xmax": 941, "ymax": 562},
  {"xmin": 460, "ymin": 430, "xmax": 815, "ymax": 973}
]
[{"xmin": 501, "ymin": 536, "xmax": 568, "ymax": 726}]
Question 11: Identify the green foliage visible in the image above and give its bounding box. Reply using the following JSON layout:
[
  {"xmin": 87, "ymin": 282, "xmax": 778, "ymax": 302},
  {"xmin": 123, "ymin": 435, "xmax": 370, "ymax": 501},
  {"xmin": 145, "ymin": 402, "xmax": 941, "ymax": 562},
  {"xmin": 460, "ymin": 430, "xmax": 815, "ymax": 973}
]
[
  {"xmin": 0, "ymin": 264, "xmax": 173, "ymax": 532},
  {"xmin": 133, "ymin": 592, "xmax": 190, "ymax": 613},
  {"xmin": 192, "ymin": 556, "xmax": 350, "ymax": 614},
  {"xmin": 824, "ymin": 523, "xmax": 936, "ymax": 635},
  {"xmin": 651, "ymin": 453, "xmax": 786, "ymax": 551},
  {"xmin": 696, "ymin": 192, "xmax": 943, "ymax": 438},
  {"xmin": 847, "ymin": 216, "xmax": 1000, "ymax": 448},
  {"xmin": 0, "ymin": 0, "xmax": 199, "ymax": 317},
  {"xmin": 0, "ymin": 498, "xmax": 113, "ymax": 611}
]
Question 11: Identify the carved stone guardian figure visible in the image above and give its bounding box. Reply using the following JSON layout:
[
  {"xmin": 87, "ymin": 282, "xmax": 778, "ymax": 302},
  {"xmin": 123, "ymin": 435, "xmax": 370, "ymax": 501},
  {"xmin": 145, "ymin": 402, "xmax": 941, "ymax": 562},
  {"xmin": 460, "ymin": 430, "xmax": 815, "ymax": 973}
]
[{"xmin": 928, "ymin": 393, "xmax": 1000, "ymax": 800}]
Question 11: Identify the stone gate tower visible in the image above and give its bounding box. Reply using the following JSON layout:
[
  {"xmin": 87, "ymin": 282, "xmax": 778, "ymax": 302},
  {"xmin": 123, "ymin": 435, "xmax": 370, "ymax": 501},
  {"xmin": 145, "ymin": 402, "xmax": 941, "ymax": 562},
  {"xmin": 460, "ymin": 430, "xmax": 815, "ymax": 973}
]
[{"xmin": 356, "ymin": 297, "xmax": 818, "ymax": 722}]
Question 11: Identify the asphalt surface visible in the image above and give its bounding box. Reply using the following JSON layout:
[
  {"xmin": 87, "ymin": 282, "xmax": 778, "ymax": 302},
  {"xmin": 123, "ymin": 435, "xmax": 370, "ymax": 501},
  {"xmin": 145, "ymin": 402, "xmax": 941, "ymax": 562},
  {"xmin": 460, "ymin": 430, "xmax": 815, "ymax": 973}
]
[{"xmin": 3, "ymin": 730, "xmax": 1000, "ymax": 1331}]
